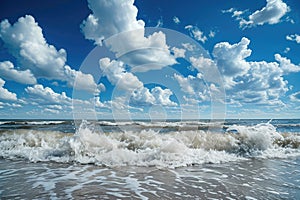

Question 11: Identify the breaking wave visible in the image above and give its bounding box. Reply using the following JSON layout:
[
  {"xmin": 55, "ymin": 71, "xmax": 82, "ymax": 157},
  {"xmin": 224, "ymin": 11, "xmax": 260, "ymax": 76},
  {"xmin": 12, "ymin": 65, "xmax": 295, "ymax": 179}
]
[{"xmin": 0, "ymin": 121, "xmax": 299, "ymax": 168}]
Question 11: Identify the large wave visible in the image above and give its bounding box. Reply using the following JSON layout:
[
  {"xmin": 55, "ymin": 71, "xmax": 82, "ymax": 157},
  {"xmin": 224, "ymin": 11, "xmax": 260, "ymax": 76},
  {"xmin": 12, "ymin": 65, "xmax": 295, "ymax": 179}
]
[{"xmin": 0, "ymin": 121, "xmax": 299, "ymax": 168}]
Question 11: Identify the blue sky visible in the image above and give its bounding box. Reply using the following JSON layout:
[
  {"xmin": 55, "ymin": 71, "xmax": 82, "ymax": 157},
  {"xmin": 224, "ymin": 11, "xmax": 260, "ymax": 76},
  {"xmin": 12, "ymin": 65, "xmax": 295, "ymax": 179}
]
[{"xmin": 0, "ymin": 0, "xmax": 300, "ymax": 119}]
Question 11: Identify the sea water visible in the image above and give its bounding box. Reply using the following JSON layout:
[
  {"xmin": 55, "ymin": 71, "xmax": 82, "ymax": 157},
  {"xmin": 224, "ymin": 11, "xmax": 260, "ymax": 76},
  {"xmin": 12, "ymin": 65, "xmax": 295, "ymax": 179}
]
[{"xmin": 0, "ymin": 119, "xmax": 299, "ymax": 199}]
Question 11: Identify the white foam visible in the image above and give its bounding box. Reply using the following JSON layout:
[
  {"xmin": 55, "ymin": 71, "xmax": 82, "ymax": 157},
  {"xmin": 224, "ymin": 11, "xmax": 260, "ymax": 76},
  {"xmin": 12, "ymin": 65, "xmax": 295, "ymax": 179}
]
[
  {"xmin": 27, "ymin": 121, "xmax": 66, "ymax": 125},
  {"xmin": 0, "ymin": 121, "xmax": 299, "ymax": 168}
]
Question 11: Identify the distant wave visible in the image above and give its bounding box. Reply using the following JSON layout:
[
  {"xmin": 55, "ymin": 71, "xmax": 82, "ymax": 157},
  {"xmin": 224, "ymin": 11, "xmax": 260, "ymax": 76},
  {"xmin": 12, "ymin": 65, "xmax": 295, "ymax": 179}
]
[
  {"xmin": 0, "ymin": 121, "xmax": 299, "ymax": 168},
  {"xmin": 0, "ymin": 120, "xmax": 68, "ymax": 126}
]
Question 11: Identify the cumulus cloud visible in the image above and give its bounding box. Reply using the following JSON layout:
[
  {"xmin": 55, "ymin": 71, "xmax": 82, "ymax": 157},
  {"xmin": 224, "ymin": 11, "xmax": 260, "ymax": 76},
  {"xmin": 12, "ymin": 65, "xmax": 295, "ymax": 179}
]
[
  {"xmin": 274, "ymin": 54, "xmax": 300, "ymax": 73},
  {"xmin": 286, "ymin": 34, "xmax": 300, "ymax": 44},
  {"xmin": 213, "ymin": 37, "xmax": 251, "ymax": 88},
  {"xmin": 25, "ymin": 84, "xmax": 72, "ymax": 105},
  {"xmin": 151, "ymin": 87, "xmax": 177, "ymax": 106},
  {"xmin": 209, "ymin": 37, "xmax": 300, "ymax": 106},
  {"xmin": 64, "ymin": 65, "xmax": 100, "ymax": 93},
  {"xmin": 173, "ymin": 16, "xmax": 180, "ymax": 24},
  {"xmin": 81, "ymin": 0, "xmax": 176, "ymax": 71},
  {"xmin": 0, "ymin": 78, "xmax": 17, "ymax": 101},
  {"xmin": 81, "ymin": 0, "xmax": 145, "ymax": 45},
  {"xmin": 0, "ymin": 61, "xmax": 36, "ymax": 84},
  {"xmin": 99, "ymin": 57, "xmax": 176, "ymax": 106},
  {"xmin": 185, "ymin": 25, "xmax": 207, "ymax": 43},
  {"xmin": 174, "ymin": 73, "xmax": 211, "ymax": 102},
  {"xmin": 225, "ymin": 0, "xmax": 290, "ymax": 28},
  {"xmin": 171, "ymin": 47, "xmax": 186, "ymax": 58},
  {"xmin": 99, "ymin": 57, "xmax": 143, "ymax": 91},
  {"xmin": 0, "ymin": 15, "xmax": 99, "ymax": 93},
  {"xmin": 290, "ymin": 91, "xmax": 300, "ymax": 102},
  {"xmin": 0, "ymin": 15, "xmax": 66, "ymax": 79},
  {"xmin": 234, "ymin": 60, "xmax": 288, "ymax": 105}
]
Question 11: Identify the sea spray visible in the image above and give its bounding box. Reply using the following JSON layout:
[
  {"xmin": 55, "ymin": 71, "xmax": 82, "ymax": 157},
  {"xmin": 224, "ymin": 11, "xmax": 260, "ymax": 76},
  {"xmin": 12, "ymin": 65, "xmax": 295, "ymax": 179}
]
[{"xmin": 0, "ymin": 121, "xmax": 299, "ymax": 168}]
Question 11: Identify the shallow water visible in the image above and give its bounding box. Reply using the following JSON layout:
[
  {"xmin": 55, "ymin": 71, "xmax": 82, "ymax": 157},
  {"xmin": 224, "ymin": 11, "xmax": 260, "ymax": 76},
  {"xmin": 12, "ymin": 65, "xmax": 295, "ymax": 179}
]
[
  {"xmin": 0, "ymin": 119, "xmax": 299, "ymax": 199},
  {"xmin": 1, "ymin": 157, "xmax": 299, "ymax": 199}
]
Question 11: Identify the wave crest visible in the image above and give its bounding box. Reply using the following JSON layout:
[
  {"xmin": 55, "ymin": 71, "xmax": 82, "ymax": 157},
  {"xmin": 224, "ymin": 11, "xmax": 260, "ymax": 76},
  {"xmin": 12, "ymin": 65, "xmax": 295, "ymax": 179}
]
[{"xmin": 0, "ymin": 121, "xmax": 299, "ymax": 168}]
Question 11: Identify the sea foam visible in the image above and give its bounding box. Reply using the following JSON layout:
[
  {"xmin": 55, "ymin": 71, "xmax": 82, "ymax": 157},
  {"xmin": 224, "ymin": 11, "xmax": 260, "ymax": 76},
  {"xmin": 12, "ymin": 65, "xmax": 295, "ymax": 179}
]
[{"xmin": 0, "ymin": 121, "xmax": 299, "ymax": 168}]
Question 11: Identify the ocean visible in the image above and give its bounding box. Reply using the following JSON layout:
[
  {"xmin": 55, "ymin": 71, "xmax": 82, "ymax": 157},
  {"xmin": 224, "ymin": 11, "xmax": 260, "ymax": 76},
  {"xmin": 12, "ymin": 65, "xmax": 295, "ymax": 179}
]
[{"xmin": 0, "ymin": 119, "xmax": 299, "ymax": 199}]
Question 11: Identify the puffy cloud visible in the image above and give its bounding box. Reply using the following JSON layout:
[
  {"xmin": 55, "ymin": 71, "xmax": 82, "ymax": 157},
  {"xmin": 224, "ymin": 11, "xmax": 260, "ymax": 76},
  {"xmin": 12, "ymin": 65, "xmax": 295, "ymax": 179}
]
[
  {"xmin": 0, "ymin": 78, "xmax": 17, "ymax": 101},
  {"xmin": 286, "ymin": 34, "xmax": 300, "ymax": 44},
  {"xmin": 174, "ymin": 73, "xmax": 210, "ymax": 102},
  {"xmin": 182, "ymin": 43, "xmax": 196, "ymax": 51},
  {"xmin": 185, "ymin": 25, "xmax": 207, "ymax": 43},
  {"xmin": 64, "ymin": 65, "xmax": 100, "ymax": 93},
  {"xmin": 208, "ymin": 37, "xmax": 300, "ymax": 106},
  {"xmin": 171, "ymin": 47, "xmax": 186, "ymax": 58},
  {"xmin": 0, "ymin": 15, "xmax": 99, "ymax": 93},
  {"xmin": 99, "ymin": 58, "xmax": 143, "ymax": 91},
  {"xmin": 131, "ymin": 87, "xmax": 155, "ymax": 106},
  {"xmin": 81, "ymin": 0, "xmax": 176, "ymax": 71},
  {"xmin": 234, "ymin": 60, "xmax": 288, "ymax": 105},
  {"xmin": 25, "ymin": 84, "xmax": 72, "ymax": 105},
  {"xmin": 174, "ymin": 74, "xmax": 196, "ymax": 95},
  {"xmin": 224, "ymin": 0, "xmax": 290, "ymax": 28},
  {"xmin": 99, "ymin": 57, "xmax": 176, "ymax": 106},
  {"xmin": 174, "ymin": 37, "xmax": 298, "ymax": 106},
  {"xmin": 274, "ymin": 54, "xmax": 300, "ymax": 73},
  {"xmin": 151, "ymin": 87, "xmax": 177, "ymax": 106},
  {"xmin": 290, "ymin": 91, "xmax": 300, "ymax": 102},
  {"xmin": 173, "ymin": 16, "xmax": 180, "ymax": 24},
  {"xmin": 81, "ymin": 0, "xmax": 145, "ymax": 45},
  {"xmin": 0, "ymin": 15, "xmax": 66, "ymax": 79},
  {"xmin": 247, "ymin": 0, "xmax": 290, "ymax": 26},
  {"xmin": 0, "ymin": 61, "xmax": 36, "ymax": 84},
  {"xmin": 213, "ymin": 37, "xmax": 251, "ymax": 88}
]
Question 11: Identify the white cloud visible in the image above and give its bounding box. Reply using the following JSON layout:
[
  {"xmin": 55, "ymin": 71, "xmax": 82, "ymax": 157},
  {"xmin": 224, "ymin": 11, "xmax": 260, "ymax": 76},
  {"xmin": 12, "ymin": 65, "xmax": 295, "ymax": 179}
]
[
  {"xmin": 0, "ymin": 61, "xmax": 36, "ymax": 84},
  {"xmin": 173, "ymin": 16, "xmax": 180, "ymax": 24},
  {"xmin": 174, "ymin": 73, "xmax": 210, "ymax": 102},
  {"xmin": 25, "ymin": 84, "xmax": 103, "ymax": 115},
  {"xmin": 206, "ymin": 37, "xmax": 300, "ymax": 106},
  {"xmin": 44, "ymin": 108, "xmax": 60, "ymax": 114},
  {"xmin": 151, "ymin": 87, "xmax": 177, "ymax": 106},
  {"xmin": 209, "ymin": 31, "xmax": 216, "ymax": 38},
  {"xmin": 213, "ymin": 37, "xmax": 251, "ymax": 88},
  {"xmin": 25, "ymin": 84, "xmax": 72, "ymax": 105},
  {"xmin": 185, "ymin": 25, "xmax": 207, "ymax": 43},
  {"xmin": 248, "ymin": 0, "xmax": 290, "ymax": 26},
  {"xmin": 0, "ymin": 102, "xmax": 22, "ymax": 109},
  {"xmin": 290, "ymin": 91, "xmax": 300, "ymax": 102},
  {"xmin": 131, "ymin": 87, "xmax": 155, "ymax": 106},
  {"xmin": 99, "ymin": 57, "xmax": 176, "ymax": 106},
  {"xmin": 81, "ymin": 0, "xmax": 176, "ymax": 71},
  {"xmin": 0, "ymin": 15, "xmax": 66, "ymax": 79},
  {"xmin": 0, "ymin": 15, "xmax": 99, "ymax": 93},
  {"xmin": 286, "ymin": 34, "xmax": 300, "ymax": 44},
  {"xmin": 274, "ymin": 54, "xmax": 300, "ymax": 73},
  {"xmin": 0, "ymin": 78, "xmax": 17, "ymax": 101},
  {"xmin": 171, "ymin": 47, "xmax": 186, "ymax": 58},
  {"xmin": 225, "ymin": 0, "xmax": 290, "ymax": 28},
  {"xmin": 155, "ymin": 19, "xmax": 163, "ymax": 28},
  {"xmin": 174, "ymin": 74, "xmax": 196, "ymax": 95},
  {"xmin": 182, "ymin": 43, "xmax": 196, "ymax": 51},
  {"xmin": 99, "ymin": 58, "xmax": 143, "ymax": 91},
  {"xmin": 81, "ymin": 0, "xmax": 145, "ymax": 45},
  {"xmin": 234, "ymin": 60, "xmax": 288, "ymax": 105},
  {"xmin": 284, "ymin": 47, "xmax": 290, "ymax": 53},
  {"xmin": 64, "ymin": 65, "xmax": 100, "ymax": 93}
]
